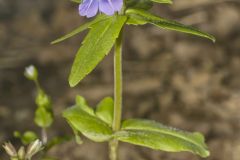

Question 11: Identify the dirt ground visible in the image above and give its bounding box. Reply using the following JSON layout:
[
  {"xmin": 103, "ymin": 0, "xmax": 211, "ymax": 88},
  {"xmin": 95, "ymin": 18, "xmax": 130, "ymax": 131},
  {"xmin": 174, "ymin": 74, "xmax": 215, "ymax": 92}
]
[{"xmin": 0, "ymin": 0, "xmax": 240, "ymax": 160}]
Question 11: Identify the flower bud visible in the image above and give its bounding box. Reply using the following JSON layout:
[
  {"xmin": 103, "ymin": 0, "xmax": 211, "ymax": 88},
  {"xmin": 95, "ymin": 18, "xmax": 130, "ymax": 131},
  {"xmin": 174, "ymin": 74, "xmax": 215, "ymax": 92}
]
[
  {"xmin": 2, "ymin": 142, "xmax": 17, "ymax": 157},
  {"xmin": 26, "ymin": 139, "xmax": 43, "ymax": 159},
  {"xmin": 18, "ymin": 146, "xmax": 25, "ymax": 160},
  {"xmin": 24, "ymin": 65, "xmax": 38, "ymax": 81}
]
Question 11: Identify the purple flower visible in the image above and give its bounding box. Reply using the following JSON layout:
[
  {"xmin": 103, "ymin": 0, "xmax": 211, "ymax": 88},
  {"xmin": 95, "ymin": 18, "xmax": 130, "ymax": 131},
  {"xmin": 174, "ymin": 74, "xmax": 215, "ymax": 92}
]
[{"xmin": 79, "ymin": 0, "xmax": 123, "ymax": 18}]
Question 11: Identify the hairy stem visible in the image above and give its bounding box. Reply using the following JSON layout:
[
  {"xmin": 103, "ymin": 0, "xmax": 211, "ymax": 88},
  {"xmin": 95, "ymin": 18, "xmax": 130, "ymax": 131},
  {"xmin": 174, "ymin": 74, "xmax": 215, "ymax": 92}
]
[{"xmin": 109, "ymin": 30, "xmax": 123, "ymax": 160}]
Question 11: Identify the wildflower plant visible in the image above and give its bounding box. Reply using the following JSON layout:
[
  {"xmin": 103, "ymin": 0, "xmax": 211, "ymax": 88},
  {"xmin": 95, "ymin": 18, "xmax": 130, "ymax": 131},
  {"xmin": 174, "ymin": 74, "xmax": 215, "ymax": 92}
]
[
  {"xmin": 2, "ymin": 66, "xmax": 70, "ymax": 160},
  {"xmin": 51, "ymin": 0, "xmax": 216, "ymax": 160}
]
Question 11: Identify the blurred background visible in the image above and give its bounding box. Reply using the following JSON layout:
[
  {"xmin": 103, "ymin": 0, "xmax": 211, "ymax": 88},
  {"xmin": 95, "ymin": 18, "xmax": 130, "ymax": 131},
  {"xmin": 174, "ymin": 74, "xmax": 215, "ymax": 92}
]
[{"xmin": 0, "ymin": 0, "xmax": 240, "ymax": 159}]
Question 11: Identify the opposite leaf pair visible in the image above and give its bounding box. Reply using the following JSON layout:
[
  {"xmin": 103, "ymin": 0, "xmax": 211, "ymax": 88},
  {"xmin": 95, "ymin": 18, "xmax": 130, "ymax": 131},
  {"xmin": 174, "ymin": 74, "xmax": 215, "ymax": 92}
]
[
  {"xmin": 52, "ymin": 10, "xmax": 215, "ymax": 87},
  {"xmin": 53, "ymin": 0, "xmax": 215, "ymax": 87},
  {"xmin": 63, "ymin": 96, "xmax": 209, "ymax": 158},
  {"xmin": 54, "ymin": 1, "xmax": 215, "ymax": 159}
]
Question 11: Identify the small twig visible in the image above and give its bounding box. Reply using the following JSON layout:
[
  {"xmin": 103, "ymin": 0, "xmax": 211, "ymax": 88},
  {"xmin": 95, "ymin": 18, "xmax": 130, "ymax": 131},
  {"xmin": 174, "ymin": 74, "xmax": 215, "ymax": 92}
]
[{"xmin": 41, "ymin": 128, "xmax": 48, "ymax": 145}]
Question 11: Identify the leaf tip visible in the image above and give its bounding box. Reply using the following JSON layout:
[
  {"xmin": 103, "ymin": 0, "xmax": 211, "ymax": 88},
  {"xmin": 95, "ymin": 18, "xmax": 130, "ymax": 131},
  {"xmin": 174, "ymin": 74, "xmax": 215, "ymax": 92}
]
[
  {"xmin": 69, "ymin": 80, "xmax": 77, "ymax": 88},
  {"xmin": 212, "ymin": 37, "xmax": 216, "ymax": 43},
  {"xmin": 68, "ymin": 75, "xmax": 82, "ymax": 87},
  {"xmin": 201, "ymin": 150, "xmax": 210, "ymax": 158},
  {"xmin": 50, "ymin": 39, "xmax": 60, "ymax": 45},
  {"xmin": 208, "ymin": 35, "xmax": 216, "ymax": 43},
  {"xmin": 204, "ymin": 33, "xmax": 216, "ymax": 43}
]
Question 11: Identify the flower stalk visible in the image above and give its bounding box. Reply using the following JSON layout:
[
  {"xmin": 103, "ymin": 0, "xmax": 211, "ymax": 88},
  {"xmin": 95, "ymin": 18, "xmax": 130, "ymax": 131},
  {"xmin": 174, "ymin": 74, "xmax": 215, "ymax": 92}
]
[{"xmin": 110, "ymin": 29, "xmax": 123, "ymax": 160}]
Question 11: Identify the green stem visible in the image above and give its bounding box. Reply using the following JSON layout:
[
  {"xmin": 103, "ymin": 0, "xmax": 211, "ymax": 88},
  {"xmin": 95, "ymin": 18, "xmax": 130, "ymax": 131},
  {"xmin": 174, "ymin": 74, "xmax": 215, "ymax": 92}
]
[
  {"xmin": 110, "ymin": 30, "xmax": 123, "ymax": 160},
  {"xmin": 113, "ymin": 29, "xmax": 123, "ymax": 132}
]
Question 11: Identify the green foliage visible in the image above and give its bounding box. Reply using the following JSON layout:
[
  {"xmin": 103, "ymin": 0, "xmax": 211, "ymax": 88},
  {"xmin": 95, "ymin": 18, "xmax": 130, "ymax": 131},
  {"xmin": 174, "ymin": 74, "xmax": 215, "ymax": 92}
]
[
  {"xmin": 51, "ymin": 1, "xmax": 216, "ymax": 159},
  {"xmin": 34, "ymin": 91, "xmax": 53, "ymax": 128},
  {"xmin": 126, "ymin": 0, "xmax": 172, "ymax": 10},
  {"xmin": 35, "ymin": 91, "xmax": 51, "ymax": 110},
  {"xmin": 126, "ymin": 9, "xmax": 216, "ymax": 42},
  {"xmin": 96, "ymin": 97, "xmax": 114, "ymax": 127},
  {"xmin": 70, "ymin": 0, "xmax": 81, "ymax": 3},
  {"xmin": 75, "ymin": 95, "xmax": 94, "ymax": 115},
  {"xmin": 115, "ymin": 119, "xmax": 209, "ymax": 158},
  {"xmin": 24, "ymin": 65, "xmax": 54, "ymax": 128},
  {"xmin": 151, "ymin": 0, "xmax": 172, "ymax": 4},
  {"xmin": 52, "ymin": 1, "xmax": 215, "ymax": 88},
  {"xmin": 14, "ymin": 131, "xmax": 38, "ymax": 145},
  {"xmin": 63, "ymin": 96, "xmax": 114, "ymax": 142},
  {"xmin": 34, "ymin": 106, "xmax": 53, "ymax": 128},
  {"xmin": 51, "ymin": 15, "xmax": 109, "ymax": 44},
  {"xmin": 63, "ymin": 95, "xmax": 210, "ymax": 158},
  {"xmin": 8, "ymin": 66, "xmax": 70, "ymax": 160},
  {"xmin": 68, "ymin": 15, "xmax": 127, "ymax": 87},
  {"xmin": 126, "ymin": 0, "xmax": 153, "ymax": 10},
  {"xmin": 73, "ymin": 130, "xmax": 83, "ymax": 144}
]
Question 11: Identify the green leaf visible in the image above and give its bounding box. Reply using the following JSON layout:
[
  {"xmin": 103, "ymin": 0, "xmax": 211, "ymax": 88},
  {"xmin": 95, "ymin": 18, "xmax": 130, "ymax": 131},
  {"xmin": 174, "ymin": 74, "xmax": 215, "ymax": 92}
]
[
  {"xmin": 150, "ymin": 0, "xmax": 172, "ymax": 4},
  {"xmin": 63, "ymin": 105, "xmax": 113, "ymax": 142},
  {"xmin": 75, "ymin": 95, "xmax": 94, "ymax": 116},
  {"xmin": 69, "ymin": 15, "xmax": 127, "ymax": 87},
  {"xmin": 67, "ymin": 120, "xmax": 84, "ymax": 144},
  {"xmin": 126, "ymin": 17, "xmax": 147, "ymax": 26},
  {"xmin": 14, "ymin": 131, "xmax": 38, "ymax": 145},
  {"xmin": 126, "ymin": 9, "xmax": 215, "ymax": 42},
  {"xmin": 126, "ymin": 0, "xmax": 172, "ymax": 10},
  {"xmin": 34, "ymin": 90, "xmax": 53, "ymax": 128},
  {"xmin": 95, "ymin": 97, "xmax": 114, "ymax": 126},
  {"xmin": 70, "ymin": 0, "xmax": 81, "ymax": 3},
  {"xmin": 51, "ymin": 15, "xmax": 109, "ymax": 44},
  {"xmin": 35, "ymin": 107, "xmax": 53, "ymax": 128},
  {"xmin": 126, "ymin": 0, "xmax": 153, "ymax": 10},
  {"xmin": 115, "ymin": 119, "xmax": 210, "ymax": 158},
  {"xmin": 36, "ymin": 90, "xmax": 51, "ymax": 109},
  {"xmin": 74, "ymin": 131, "xmax": 83, "ymax": 145}
]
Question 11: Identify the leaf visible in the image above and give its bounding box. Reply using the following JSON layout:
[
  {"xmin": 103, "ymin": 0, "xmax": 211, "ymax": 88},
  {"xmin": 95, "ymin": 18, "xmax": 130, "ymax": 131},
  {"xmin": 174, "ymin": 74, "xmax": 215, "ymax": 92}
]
[
  {"xmin": 115, "ymin": 119, "xmax": 210, "ymax": 158},
  {"xmin": 69, "ymin": 15, "xmax": 127, "ymax": 87},
  {"xmin": 126, "ymin": 17, "xmax": 147, "ymax": 25},
  {"xmin": 150, "ymin": 0, "xmax": 172, "ymax": 4},
  {"xmin": 34, "ymin": 88, "xmax": 53, "ymax": 128},
  {"xmin": 35, "ymin": 90, "xmax": 51, "ymax": 110},
  {"xmin": 126, "ymin": 0, "xmax": 153, "ymax": 10},
  {"xmin": 67, "ymin": 120, "xmax": 84, "ymax": 145},
  {"xmin": 126, "ymin": 0, "xmax": 172, "ymax": 10},
  {"xmin": 126, "ymin": 9, "xmax": 216, "ymax": 42},
  {"xmin": 70, "ymin": 0, "xmax": 81, "ymax": 3},
  {"xmin": 74, "ymin": 132, "xmax": 83, "ymax": 144},
  {"xmin": 75, "ymin": 95, "xmax": 94, "ymax": 116},
  {"xmin": 95, "ymin": 97, "xmax": 114, "ymax": 126},
  {"xmin": 14, "ymin": 131, "xmax": 38, "ymax": 145},
  {"xmin": 63, "ymin": 105, "xmax": 113, "ymax": 142},
  {"xmin": 51, "ymin": 15, "xmax": 109, "ymax": 44},
  {"xmin": 34, "ymin": 107, "xmax": 53, "ymax": 128}
]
